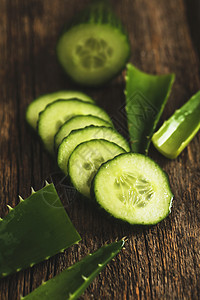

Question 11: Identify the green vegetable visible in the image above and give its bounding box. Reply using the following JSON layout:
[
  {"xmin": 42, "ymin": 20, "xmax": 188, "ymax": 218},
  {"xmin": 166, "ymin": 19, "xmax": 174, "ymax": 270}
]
[
  {"xmin": 152, "ymin": 90, "xmax": 200, "ymax": 159},
  {"xmin": 125, "ymin": 64, "xmax": 175, "ymax": 154},
  {"xmin": 22, "ymin": 239, "xmax": 125, "ymax": 300},
  {"xmin": 58, "ymin": 126, "xmax": 130, "ymax": 175},
  {"xmin": 54, "ymin": 115, "xmax": 112, "ymax": 150},
  {"xmin": 56, "ymin": 0, "xmax": 130, "ymax": 86},
  {"xmin": 0, "ymin": 183, "xmax": 81, "ymax": 278},
  {"xmin": 38, "ymin": 99, "xmax": 113, "ymax": 155},
  {"xmin": 92, "ymin": 153, "xmax": 173, "ymax": 225},
  {"xmin": 68, "ymin": 139, "xmax": 126, "ymax": 198},
  {"xmin": 26, "ymin": 90, "xmax": 94, "ymax": 130}
]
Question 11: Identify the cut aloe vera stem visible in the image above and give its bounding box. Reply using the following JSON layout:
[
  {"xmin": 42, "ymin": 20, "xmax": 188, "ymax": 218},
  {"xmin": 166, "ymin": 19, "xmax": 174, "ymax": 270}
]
[
  {"xmin": 54, "ymin": 115, "xmax": 112, "ymax": 150},
  {"xmin": 0, "ymin": 183, "xmax": 81, "ymax": 278},
  {"xmin": 68, "ymin": 139, "xmax": 126, "ymax": 198},
  {"xmin": 58, "ymin": 126, "xmax": 130, "ymax": 175},
  {"xmin": 125, "ymin": 64, "xmax": 175, "ymax": 154},
  {"xmin": 152, "ymin": 90, "xmax": 200, "ymax": 159},
  {"xmin": 92, "ymin": 153, "xmax": 173, "ymax": 225},
  {"xmin": 26, "ymin": 90, "xmax": 94, "ymax": 130},
  {"xmin": 56, "ymin": 0, "xmax": 130, "ymax": 86},
  {"xmin": 22, "ymin": 239, "xmax": 125, "ymax": 300},
  {"xmin": 38, "ymin": 99, "xmax": 113, "ymax": 155}
]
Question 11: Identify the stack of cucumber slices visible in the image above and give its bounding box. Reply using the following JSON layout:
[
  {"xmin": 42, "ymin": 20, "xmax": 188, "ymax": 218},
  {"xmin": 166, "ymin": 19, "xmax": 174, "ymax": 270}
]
[
  {"xmin": 26, "ymin": 89, "xmax": 173, "ymax": 225},
  {"xmin": 25, "ymin": 2, "xmax": 173, "ymax": 226}
]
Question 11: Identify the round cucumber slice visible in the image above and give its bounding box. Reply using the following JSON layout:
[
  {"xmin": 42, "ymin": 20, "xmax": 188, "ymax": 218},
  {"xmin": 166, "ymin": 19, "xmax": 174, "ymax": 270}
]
[
  {"xmin": 58, "ymin": 126, "xmax": 130, "ymax": 175},
  {"xmin": 56, "ymin": 1, "xmax": 130, "ymax": 86},
  {"xmin": 26, "ymin": 90, "xmax": 94, "ymax": 130},
  {"xmin": 68, "ymin": 139, "xmax": 126, "ymax": 198},
  {"xmin": 38, "ymin": 100, "xmax": 113, "ymax": 155},
  {"xmin": 92, "ymin": 153, "xmax": 173, "ymax": 225},
  {"xmin": 57, "ymin": 25, "xmax": 130, "ymax": 86},
  {"xmin": 54, "ymin": 115, "xmax": 112, "ymax": 150}
]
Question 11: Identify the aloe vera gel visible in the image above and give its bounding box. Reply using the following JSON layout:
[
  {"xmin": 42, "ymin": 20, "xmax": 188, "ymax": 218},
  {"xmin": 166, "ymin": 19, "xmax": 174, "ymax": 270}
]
[{"xmin": 152, "ymin": 90, "xmax": 200, "ymax": 159}]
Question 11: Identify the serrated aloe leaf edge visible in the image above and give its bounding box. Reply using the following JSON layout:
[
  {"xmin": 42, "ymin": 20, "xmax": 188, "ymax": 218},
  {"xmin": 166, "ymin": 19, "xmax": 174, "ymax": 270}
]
[
  {"xmin": 0, "ymin": 183, "xmax": 81, "ymax": 278},
  {"xmin": 125, "ymin": 63, "xmax": 175, "ymax": 154},
  {"xmin": 22, "ymin": 239, "xmax": 125, "ymax": 300}
]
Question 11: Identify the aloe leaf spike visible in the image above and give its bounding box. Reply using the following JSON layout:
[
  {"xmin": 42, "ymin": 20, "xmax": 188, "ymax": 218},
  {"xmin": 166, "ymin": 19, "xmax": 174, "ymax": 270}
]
[
  {"xmin": 18, "ymin": 195, "xmax": 24, "ymax": 202},
  {"xmin": 23, "ymin": 239, "xmax": 125, "ymax": 300}
]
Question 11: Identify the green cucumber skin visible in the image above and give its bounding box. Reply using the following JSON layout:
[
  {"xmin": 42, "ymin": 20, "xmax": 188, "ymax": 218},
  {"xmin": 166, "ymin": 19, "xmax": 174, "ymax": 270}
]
[
  {"xmin": 54, "ymin": 115, "xmax": 113, "ymax": 151},
  {"xmin": 68, "ymin": 139, "xmax": 126, "ymax": 198},
  {"xmin": 66, "ymin": 0, "xmax": 127, "ymax": 34},
  {"xmin": 22, "ymin": 239, "xmax": 125, "ymax": 300},
  {"xmin": 152, "ymin": 90, "xmax": 200, "ymax": 159},
  {"xmin": 26, "ymin": 90, "xmax": 94, "ymax": 130},
  {"xmin": 92, "ymin": 153, "xmax": 173, "ymax": 225},
  {"xmin": 37, "ymin": 99, "xmax": 113, "ymax": 155},
  {"xmin": 57, "ymin": 125, "xmax": 131, "ymax": 175},
  {"xmin": 56, "ymin": 0, "xmax": 130, "ymax": 86}
]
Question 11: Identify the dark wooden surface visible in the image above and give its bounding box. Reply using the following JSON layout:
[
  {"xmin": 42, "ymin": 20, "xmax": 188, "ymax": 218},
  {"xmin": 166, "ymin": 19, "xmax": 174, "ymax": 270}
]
[{"xmin": 0, "ymin": 0, "xmax": 199, "ymax": 299}]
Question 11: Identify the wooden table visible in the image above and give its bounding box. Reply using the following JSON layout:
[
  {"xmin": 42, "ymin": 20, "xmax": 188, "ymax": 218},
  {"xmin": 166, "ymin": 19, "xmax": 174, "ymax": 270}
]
[{"xmin": 0, "ymin": 0, "xmax": 199, "ymax": 299}]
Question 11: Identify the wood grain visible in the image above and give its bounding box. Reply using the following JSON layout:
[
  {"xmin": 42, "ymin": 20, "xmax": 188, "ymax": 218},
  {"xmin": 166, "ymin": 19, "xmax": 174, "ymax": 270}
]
[{"xmin": 0, "ymin": 0, "xmax": 199, "ymax": 299}]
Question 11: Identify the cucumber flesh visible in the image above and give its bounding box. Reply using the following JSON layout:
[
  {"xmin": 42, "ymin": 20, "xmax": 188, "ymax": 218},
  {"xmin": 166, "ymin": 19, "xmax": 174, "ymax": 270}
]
[
  {"xmin": 56, "ymin": 1, "xmax": 130, "ymax": 86},
  {"xmin": 54, "ymin": 115, "xmax": 112, "ymax": 150},
  {"xmin": 26, "ymin": 90, "xmax": 94, "ymax": 130},
  {"xmin": 92, "ymin": 153, "xmax": 173, "ymax": 225},
  {"xmin": 58, "ymin": 126, "xmax": 130, "ymax": 175},
  {"xmin": 68, "ymin": 139, "xmax": 126, "ymax": 198},
  {"xmin": 38, "ymin": 100, "xmax": 113, "ymax": 155}
]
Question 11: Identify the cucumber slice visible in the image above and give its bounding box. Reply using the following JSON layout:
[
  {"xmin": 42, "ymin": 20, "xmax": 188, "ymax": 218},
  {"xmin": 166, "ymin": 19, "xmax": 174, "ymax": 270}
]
[
  {"xmin": 56, "ymin": 0, "xmax": 130, "ymax": 86},
  {"xmin": 55, "ymin": 115, "xmax": 112, "ymax": 150},
  {"xmin": 152, "ymin": 90, "xmax": 200, "ymax": 159},
  {"xmin": 58, "ymin": 126, "xmax": 130, "ymax": 175},
  {"xmin": 92, "ymin": 153, "xmax": 173, "ymax": 225},
  {"xmin": 68, "ymin": 139, "xmax": 126, "ymax": 198},
  {"xmin": 38, "ymin": 100, "xmax": 113, "ymax": 154},
  {"xmin": 26, "ymin": 90, "xmax": 94, "ymax": 130}
]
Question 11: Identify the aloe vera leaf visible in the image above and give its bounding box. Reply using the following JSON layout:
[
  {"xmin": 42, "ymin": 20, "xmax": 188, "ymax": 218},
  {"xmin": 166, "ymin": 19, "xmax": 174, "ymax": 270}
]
[
  {"xmin": 26, "ymin": 90, "xmax": 94, "ymax": 130},
  {"xmin": 0, "ymin": 183, "xmax": 81, "ymax": 278},
  {"xmin": 152, "ymin": 90, "xmax": 200, "ymax": 159},
  {"xmin": 22, "ymin": 239, "xmax": 125, "ymax": 300},
  {"xmin": 125, "ymin": 64, "xmax": 175, "ymax": 154}
]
